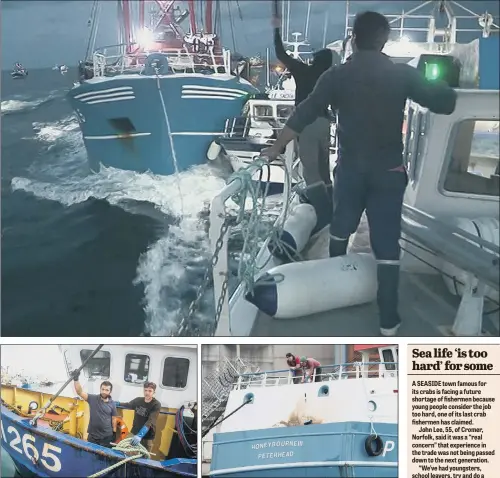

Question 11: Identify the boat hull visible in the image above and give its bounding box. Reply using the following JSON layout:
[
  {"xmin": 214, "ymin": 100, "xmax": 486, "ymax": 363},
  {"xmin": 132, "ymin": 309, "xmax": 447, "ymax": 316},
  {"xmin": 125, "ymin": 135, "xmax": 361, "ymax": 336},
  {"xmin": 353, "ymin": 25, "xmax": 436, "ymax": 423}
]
[
  {"xmin": 67, "ymin": 74, "xmax": 257, "ymax": 176},
  {"xmin": 210, "ymin": 421, "xmax": 398, "ymax": 477},
  {"xmin": 1, "ymin": 406, "xmax": 196, "ymax": 478}
]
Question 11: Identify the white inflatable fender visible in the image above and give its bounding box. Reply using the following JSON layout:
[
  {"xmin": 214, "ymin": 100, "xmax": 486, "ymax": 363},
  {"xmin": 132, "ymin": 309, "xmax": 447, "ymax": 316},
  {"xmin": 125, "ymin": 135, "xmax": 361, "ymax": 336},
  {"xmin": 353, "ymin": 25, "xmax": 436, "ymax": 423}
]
[
  {"xmin": 207, "ymin": 141, "xmax": 222, "ymax": 161},
  {"xmin": 246, "ymin": 253, "xmax": 378, "ymax": 318},
  {"xmin": 442, "ymin": 217, "xmax": 499, "ymax": 302},
  {"xmin": 268, "ymin": 203, "xmax": 316, "ymax": 262}
]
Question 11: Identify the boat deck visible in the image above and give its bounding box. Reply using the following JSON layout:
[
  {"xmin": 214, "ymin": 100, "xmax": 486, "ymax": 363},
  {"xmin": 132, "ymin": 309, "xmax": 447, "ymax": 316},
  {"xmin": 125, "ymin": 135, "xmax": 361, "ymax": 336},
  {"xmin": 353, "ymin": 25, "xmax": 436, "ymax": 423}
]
[{"xmin": 250, "ymin": 216, "xmax": 500, "ymax": 337}]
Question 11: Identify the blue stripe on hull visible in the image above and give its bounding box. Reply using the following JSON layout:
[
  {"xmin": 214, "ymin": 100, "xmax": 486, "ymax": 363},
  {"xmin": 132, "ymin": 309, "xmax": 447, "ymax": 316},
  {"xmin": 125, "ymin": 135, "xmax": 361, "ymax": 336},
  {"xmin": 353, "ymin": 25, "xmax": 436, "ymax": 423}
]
[
  {"xmin": 67, "ymin": 75, "xmax": 258, "ymax": 176},
  {"xmin": 210, "ymin": 421, "xmax": 398, "ymax": 477},
  {"xmin": 1, "ymin": 406, "xmax": 196, "ymax": 477}
]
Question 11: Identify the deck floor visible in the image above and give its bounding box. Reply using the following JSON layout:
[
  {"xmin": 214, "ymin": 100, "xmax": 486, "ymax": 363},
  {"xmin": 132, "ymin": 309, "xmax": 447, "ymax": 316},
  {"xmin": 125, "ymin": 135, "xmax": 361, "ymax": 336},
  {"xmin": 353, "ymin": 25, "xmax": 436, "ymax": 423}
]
[{"xmin": 250, "ymin": 216, "xmax": 499, "ymax": 337}]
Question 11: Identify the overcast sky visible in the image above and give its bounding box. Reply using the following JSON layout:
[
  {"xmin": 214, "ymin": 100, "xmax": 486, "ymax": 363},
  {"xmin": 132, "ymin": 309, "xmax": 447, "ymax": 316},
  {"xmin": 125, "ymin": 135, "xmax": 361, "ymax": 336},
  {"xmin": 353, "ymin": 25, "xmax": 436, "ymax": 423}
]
[{"xmin": 1, "ymin": 345, "xmax": 66, "ymax": 380}]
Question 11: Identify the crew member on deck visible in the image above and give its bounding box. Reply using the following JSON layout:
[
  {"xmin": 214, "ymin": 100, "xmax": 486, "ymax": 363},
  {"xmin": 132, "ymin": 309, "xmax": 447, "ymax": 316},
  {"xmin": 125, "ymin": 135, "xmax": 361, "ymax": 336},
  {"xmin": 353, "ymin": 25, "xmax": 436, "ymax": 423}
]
[
  {"xmin": 72, "ymin": 371, "xmax": 118, "ymax": 448},
  {"xmin": 115, "ymin": 381, "xmax": 161, "ymax": 452},
  {"xmin": 272, "ymin": 12, "xmax": 333, "ymax": 234},
  {"xmin": 299, "ymin": 357, "xmax": 322, "ymax": 383},
  {"xmin": 286, "ymin": 353, "xmax": 302, "ymax": 384},
  {"xmin": 263, "ymin": 11, "xmax": 457, "ymax": 337}
]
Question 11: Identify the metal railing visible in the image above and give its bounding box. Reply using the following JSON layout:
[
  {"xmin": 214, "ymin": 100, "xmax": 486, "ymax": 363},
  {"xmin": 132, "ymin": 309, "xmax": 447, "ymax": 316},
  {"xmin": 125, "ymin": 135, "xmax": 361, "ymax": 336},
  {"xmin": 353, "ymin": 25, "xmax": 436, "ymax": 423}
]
[
  {"xmin": 233, "ymin": 361, "xmax": 398, "ymax": 389},
  {"xmin": 91, "ymin": 42, "xmax": 231, "ymax": 78}
]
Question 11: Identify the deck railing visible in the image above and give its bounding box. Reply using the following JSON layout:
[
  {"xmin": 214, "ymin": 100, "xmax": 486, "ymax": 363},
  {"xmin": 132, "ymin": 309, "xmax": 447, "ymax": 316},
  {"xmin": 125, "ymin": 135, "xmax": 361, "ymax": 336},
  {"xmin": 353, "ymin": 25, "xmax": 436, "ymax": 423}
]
[
  {"xmin": 91, "ymin": 42, "xmax": 232, "ymax": 77},
  {"xmin": 233, "ymin": 361, "xmax": 398, "ymax": 389}
]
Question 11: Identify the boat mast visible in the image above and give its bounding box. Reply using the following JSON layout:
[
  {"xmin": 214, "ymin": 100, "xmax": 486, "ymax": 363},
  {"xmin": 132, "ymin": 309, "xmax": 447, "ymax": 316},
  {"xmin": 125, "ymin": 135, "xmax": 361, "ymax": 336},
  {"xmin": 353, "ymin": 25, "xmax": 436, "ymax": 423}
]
[
  {"xmin": 139, "ymin": 0, "xmax": 145, "ymax": 31},
  {"xmin": 122, "ymin": 0, "xmax": 132, "ymax": 53},
  {"xmin": 187, "ymin": 0, "xmax": 197, "ymax": 34},
  {"xmin": 205, "ymin": 0, "xmax": 213, "ymax": 34},
  {"xmin": 304, "ymin": 1, "xmax": 311, "ymax": 40}
]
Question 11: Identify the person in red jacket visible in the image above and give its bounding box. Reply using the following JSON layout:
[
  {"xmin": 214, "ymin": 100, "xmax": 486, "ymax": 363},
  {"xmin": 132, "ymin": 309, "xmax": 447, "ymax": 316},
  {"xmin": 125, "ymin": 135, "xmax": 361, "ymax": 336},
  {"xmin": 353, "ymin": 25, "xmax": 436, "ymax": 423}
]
[
  {"xmin": 299, "ymin": 356, "xmax": 322, "ymax": 383},
  {"xmin": 286, "ymin": 353, "xmax": 302, "ymax": 384}
]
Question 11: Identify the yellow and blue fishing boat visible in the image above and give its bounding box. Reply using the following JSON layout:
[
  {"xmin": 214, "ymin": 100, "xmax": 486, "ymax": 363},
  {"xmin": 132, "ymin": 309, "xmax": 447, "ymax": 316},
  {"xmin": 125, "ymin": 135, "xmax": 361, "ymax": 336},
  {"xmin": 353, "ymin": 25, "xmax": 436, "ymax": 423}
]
[{"xmin": 1, "ymin": 344, "xmax": 197, "ymax": 477}]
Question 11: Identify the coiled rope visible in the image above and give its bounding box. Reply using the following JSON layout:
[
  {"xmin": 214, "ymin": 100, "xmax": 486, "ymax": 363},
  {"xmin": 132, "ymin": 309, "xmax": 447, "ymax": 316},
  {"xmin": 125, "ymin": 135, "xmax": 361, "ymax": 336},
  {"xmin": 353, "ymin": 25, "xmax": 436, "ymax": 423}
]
[{"xmin": 87, "ymin": 438, "xmax": 151, "ymax": 478}]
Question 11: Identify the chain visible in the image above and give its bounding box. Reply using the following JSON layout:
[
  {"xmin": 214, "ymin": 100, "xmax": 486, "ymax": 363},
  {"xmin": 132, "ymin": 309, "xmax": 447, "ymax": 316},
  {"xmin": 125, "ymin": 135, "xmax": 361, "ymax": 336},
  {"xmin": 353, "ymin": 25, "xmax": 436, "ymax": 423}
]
[{"xmin": 175, "ymin": 217, "xmax": 232, "ymax": 337}]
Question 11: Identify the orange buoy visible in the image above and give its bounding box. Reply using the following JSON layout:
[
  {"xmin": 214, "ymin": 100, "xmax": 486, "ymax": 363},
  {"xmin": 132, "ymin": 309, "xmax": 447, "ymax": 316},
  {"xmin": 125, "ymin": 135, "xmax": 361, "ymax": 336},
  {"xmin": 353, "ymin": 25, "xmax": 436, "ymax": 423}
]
[{"xmin": 115, "ymin": 417, "xmax": 129, "ymax": 443}]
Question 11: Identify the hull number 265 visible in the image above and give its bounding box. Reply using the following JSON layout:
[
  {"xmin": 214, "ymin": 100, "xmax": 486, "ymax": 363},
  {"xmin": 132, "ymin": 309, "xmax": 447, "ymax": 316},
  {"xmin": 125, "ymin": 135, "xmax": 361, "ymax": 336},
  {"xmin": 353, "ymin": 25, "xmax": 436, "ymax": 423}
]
[{"xmin": 1, "ymin": 421, "xmax": 62, "ymax": 473}]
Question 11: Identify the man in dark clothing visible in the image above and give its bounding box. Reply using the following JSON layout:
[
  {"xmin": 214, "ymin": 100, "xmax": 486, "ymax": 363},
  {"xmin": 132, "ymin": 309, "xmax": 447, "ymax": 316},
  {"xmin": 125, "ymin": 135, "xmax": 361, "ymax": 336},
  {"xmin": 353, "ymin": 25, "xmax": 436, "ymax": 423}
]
[
  {"xmin": 72, "ymin": 371, "xmax": 118, "ymax": 448},
  {"xmin": 263, "ymin": 11, "xmax": 457, "ymax": 336},
  {"xmin": 116, "ymin": 382, "xmax": 161, "ymax": 452},
  {"xmin": 272, "ymin": 14, "xmax": 333, "ymax": 234}
]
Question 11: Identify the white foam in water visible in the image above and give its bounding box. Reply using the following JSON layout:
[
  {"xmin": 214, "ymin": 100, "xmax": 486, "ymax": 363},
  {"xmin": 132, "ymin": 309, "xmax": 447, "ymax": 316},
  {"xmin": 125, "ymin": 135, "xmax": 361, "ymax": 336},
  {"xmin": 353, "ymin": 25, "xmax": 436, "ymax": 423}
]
[
  {"xmin": 1, "ymin": 91, "xmax": 60, "ymax": 115},
  {"xmin": 11, "ymin": 115, "xmax": 227, "ymax": 335}
]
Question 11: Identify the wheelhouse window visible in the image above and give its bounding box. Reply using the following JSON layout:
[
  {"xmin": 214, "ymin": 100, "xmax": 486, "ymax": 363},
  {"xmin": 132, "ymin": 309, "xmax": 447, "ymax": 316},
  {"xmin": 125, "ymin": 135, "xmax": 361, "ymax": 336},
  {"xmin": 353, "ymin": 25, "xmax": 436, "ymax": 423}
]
[
  {"xmin": 253, "ymin": 105, "xmax": 273, "ymax": 121},
  {"xmin": 124, "ymin": 354, "xmax": 150, "ymax": 384},
  {"xmin": 277, "ymin": 105, "xmax": 293, "ymax": 120},
  {"xmin": 382, "ymin": 349, "xmax": 397, "ymax": 371},
  {"xmin": 80, "ymin": 350, "xmax": 110, "ymax": 379},
  {"xmin": 443, "ymin": 119, "xmax": 499, "ymax": 197},
  {"xmin": 162, "ymin": 357, "xmax": 190, "ymax": 389}
]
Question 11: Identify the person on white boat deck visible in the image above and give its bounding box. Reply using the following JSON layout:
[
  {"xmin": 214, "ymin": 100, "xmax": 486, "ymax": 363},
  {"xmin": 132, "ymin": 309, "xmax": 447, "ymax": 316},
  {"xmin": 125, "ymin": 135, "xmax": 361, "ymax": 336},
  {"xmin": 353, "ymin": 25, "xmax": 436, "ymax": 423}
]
[
  {"xmin": 299, "ymin": 357, "xmax": 322, "ymax": 383},
  {"xmin": 262, "ymin": 11, "xmax": 457, "ymax": 336},
  {"xmin": 286, "ymin": 352, "xmax": 302, "ymax": 384},
  {"xmin": 272, "ymin": 13, "xmax": 333, "ymax": 235},
  {"xmin": 71, "ymin": 371, "xmax": 118, "ymax": 448},
  {"xmin": 115, "ymin": 381, "xmax": 161, "ymax": 452}
]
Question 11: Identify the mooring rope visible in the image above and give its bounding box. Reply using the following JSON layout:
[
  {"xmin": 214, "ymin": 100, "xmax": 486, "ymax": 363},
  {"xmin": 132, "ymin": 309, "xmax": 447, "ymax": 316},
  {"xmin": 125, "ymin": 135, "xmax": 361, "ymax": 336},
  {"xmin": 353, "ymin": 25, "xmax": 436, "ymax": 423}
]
[
  {"xmin": 226, "ymin": 155, "xmax": 295, "ymax": 295},
  {"xmin": 87, "ymin": 438, "xmax": 151, "ymax": 478}
]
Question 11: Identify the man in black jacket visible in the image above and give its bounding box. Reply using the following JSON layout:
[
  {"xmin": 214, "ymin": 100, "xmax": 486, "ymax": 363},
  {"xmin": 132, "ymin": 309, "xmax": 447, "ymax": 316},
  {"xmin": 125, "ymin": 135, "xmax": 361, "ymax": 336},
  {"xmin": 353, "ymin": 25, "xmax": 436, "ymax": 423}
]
[
  {"xmin": 273, "ymin": 13, "xmax": 333, "ymax": 234},
  {"xmin": 116, "ymin": 382, "xmax": 161, "ymax": 452},
  {"xmin": 263, "ymin": 11, "xmax": 457, "ymax": 336}
]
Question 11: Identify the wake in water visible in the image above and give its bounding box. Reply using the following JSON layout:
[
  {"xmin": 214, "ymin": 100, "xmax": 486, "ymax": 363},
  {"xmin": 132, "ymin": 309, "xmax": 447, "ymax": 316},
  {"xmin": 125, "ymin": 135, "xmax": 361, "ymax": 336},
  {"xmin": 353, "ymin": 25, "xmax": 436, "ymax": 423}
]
[
  {"xmin": 1, "ymin": 90, "xmax": 63, "ymax": 116},
  {"xmin": 11, "ymin": 114, "xmax": 229, "ymax": 335}
]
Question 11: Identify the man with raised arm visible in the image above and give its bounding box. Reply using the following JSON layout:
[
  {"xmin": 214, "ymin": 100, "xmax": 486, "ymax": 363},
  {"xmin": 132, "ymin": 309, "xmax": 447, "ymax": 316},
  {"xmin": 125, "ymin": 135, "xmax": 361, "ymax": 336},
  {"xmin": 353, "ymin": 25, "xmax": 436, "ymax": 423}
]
[
  {"xmin": 263, "ymin": 11, "xmax": 457, "ymax": 337},
  {"xmin": 272, "ymin": 12, "xmax": 334, "ymax": 235},
  {"xmin": 72, "ymin": 370, "xmax": 118, "ymax": 448},
  {"xmin": 115, "ymin": 381, "xmax": 161, "ymax": 452}
]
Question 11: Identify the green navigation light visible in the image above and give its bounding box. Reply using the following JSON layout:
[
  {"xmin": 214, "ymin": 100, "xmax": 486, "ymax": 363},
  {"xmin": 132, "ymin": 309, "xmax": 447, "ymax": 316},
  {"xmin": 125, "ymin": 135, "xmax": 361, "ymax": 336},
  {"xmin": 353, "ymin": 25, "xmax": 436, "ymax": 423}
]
[{"xmin": 425, "ymin": 63, "xmax": 441, "ymax": 81}]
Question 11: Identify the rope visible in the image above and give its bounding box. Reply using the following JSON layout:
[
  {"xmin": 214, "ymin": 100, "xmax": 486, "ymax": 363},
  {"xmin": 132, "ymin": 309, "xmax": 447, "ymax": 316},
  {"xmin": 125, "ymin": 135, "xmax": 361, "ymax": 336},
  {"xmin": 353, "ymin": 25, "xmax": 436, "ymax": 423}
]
[
  {"xmin": 227, "ymin": 155, "xmax": 295, "ymax": 296},
  {"xmin": 87, "ymin": 438, "xmax": 150, "ymax": 478},
  {"xmin": 175, "ymin": 406, "xmax": 196, "ymax": 457},
  {"xmin": 155, "ymin": 74, "xmax": 185, "ymax": 215}
]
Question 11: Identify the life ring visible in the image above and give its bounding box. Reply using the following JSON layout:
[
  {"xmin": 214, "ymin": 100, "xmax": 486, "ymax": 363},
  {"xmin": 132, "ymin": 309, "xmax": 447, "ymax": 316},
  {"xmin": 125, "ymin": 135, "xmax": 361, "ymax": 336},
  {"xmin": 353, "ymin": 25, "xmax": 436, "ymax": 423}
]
[
  {"xmin": 115, "ymin": 417, "xmax": 129, "ymax": 443},
  {"xmin": 144, "ymin": 53, "xmax": 169, "ymax": 76},
  {"xmin": 365, "ymin": 434, "xmax": 384, "ymax": 456}
]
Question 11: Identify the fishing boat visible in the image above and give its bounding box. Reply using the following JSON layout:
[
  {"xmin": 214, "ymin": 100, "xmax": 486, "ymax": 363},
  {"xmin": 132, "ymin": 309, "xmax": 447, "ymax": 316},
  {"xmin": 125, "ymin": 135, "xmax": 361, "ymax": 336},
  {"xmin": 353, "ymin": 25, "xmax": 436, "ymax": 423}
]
[
  {"xmin": 1, "ymin": 344, "xmax": 197, "ymax": 477},
  {"xmin": 185, "ymin": 1, "xmax": 500, "ymax": 339},
  {"xmin": 67, "ymin": 0, "xmax": 258, "ymax": 176},
  {"xmin": 11, "ymin": 63, "xmax": 28, "ymax": 79},
  {"xmin": 202, "ymin": 344, "xmax": 399, "ymax": 477}
]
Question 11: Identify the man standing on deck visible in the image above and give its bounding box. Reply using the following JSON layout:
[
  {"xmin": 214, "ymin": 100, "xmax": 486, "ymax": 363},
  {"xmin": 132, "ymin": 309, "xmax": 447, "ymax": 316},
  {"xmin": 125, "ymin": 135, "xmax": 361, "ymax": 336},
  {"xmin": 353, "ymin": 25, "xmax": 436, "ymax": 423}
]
[
  {"xmin": 272, "ymin": 12, "xmax": 334, "ymax": 234},
  {"xmin": 115, "ymin": 381, "xmax": 161, "ymax": 452},
  {"xmin": 262, "ymin": 11, "xmax": 457, "ymax": 336},
  {"xmin": 299, "ymin": 357, "xmax": 322, "ymax": 383},
  {"xmin": 286, "ymin": 352, "xmax": 302, "ymax": 383},
  {"xmin": 72, "ymin": 371, "xmax": 118, "ymax": 448}
]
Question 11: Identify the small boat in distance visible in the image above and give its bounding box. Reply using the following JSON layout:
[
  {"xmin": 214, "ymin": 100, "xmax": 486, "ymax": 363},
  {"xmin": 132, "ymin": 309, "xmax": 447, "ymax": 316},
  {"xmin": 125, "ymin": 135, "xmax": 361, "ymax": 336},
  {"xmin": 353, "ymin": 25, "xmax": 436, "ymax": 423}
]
[
  {"xmin": 53, "ymin": 64, "xmax": 69, "ymax": 75},
  {"xmin": 11, "ymin": 63, "xmax": 28, "ymax": 79}
]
